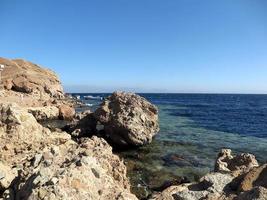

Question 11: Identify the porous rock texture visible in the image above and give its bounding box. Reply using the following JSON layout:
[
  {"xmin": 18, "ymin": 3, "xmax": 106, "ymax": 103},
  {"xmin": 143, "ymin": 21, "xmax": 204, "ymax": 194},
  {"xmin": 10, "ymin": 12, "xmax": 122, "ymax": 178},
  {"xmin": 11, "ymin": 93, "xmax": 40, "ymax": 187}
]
[
  {"xmin": 28, "ymin": 106, "xmax": 60, "ymax": 120},
  {"xmin": 150, "ymin": 149, "xmax": 267, "ymax": 200},
  {"xmin": 0, "ymin": 103, "xmax": 137, "ymax": 200},
  {"xmin": 94, "ymin": 91, "xmax": 159, "ymax": 147},
  {"xmin": 215, "ymin": 149, "xmax": 259, "ymax": 176}
]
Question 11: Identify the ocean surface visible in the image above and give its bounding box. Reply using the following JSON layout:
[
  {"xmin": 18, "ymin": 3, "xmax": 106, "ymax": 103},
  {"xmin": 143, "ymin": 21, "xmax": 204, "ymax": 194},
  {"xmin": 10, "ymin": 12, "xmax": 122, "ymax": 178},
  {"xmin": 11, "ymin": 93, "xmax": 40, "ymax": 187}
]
[{"xmin": 72, "ymin": 93, "xmax": 267, "ymax": 197}]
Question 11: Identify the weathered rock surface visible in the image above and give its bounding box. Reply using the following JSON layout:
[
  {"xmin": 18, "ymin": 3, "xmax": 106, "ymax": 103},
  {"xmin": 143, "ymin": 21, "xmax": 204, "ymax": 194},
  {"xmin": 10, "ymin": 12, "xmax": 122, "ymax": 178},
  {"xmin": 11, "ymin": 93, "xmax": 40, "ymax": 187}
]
[
  {"xmin": 63, "ymin": 112, "xmax": 97, "ymax": 137},
  {"xmin": 0, "ymin": 103, "xmax": 137, "ymax": 200},
  {"xmin": 58, "ymin": 104, "xmax": 75, "ymax": 120},
  {"xmin": 239, "ymin": 164, "xmax": 267, "ymax": 192},
  {"xmin": 0, "ymin": 57, "xmax": 64, "ymax": 99},
  {"xmin": 28, "ymin": 106, "xmax": 59, "ymax": 120},
  {"xmin": 151, "ymin": 149, "xmax": 266, "ymax": 200},
  {"xmin": 94, "ymin": 91, "xmax": 159, "ymax": 147},
  {"xmin": 0, "ymin": 162, "xmax": 17, "ymax": 191},
  {"xmin": 236, "ymin": 186, "xmax": 267, "ymax": 200},
  {"xmin": 215, "ymin": 149, "xmax": 259, "ymax": 175}
]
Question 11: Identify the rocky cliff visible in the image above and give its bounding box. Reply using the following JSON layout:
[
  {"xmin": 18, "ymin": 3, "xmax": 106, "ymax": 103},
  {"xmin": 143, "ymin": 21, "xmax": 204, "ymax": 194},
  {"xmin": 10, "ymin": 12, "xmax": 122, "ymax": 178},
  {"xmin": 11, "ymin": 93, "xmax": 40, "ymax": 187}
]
[
  {"xmin": 0, "ymin": 57, "xmax": 63, "ymax": 99},
  {"xmin": 0, "ymin": 58, "xmax": 137, "ymax": 200}
]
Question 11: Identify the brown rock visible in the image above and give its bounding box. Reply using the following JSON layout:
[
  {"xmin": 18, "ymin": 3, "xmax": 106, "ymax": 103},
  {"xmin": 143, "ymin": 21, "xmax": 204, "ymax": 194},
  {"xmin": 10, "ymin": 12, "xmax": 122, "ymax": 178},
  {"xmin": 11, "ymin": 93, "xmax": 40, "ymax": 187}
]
[
  {"xmin": 12, "ymin": 74, "xmax": 33, "ymax": 93},
  {"xmin": 58, "ymin": 104, "xmax": 75, "ymax": 120},
  {"xmin": 0, "ymin": 103, "xmax": 137, "ymax": 199},
  {"xmin": 215, "ymin": 149, "xmax": 259, "ymax": 175},
  {"xmin": 3, "ymin": 78, "xmax": 13, "ymax": 90},
  {"xmin": 0, "ymin": 57, "xmax": 64, "ymax": 99},
  {"xmin": 239, "ymin": 164, "xmax": 267, "ymax": 192},
  {"xmin": 94, "ymin": 91, "xmax": 159, "ymax": 147},
  {"xmin": 237, "ymin": 186, "xmax": 267, "ymax": 200}
]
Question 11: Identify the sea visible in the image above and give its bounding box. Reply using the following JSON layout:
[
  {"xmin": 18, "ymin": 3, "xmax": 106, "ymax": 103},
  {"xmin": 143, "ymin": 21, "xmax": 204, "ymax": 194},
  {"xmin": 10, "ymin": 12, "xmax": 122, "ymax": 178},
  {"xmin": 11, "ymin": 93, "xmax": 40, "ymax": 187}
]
[{"xmin": 72, "ymin": 93, "xmax": 267, "ymax": 198}]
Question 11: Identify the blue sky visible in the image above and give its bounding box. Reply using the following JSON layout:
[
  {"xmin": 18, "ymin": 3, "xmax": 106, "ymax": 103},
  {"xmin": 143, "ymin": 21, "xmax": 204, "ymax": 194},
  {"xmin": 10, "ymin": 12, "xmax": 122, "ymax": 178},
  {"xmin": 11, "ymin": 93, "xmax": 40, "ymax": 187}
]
[{"xmin": 0, "ymin": 0, "xmax": 267, "ymax": 93}]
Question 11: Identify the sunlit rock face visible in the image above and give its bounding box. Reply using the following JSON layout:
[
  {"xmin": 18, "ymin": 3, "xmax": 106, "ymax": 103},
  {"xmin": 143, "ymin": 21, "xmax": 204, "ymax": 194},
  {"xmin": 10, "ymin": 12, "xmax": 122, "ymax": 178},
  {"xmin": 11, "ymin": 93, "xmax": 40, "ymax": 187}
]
[
  {"xmin": 0, "ymin": 103, "xmax": 137, "ymax": 200},
  {"xmin": 0, "ymin": 57, "xmax": 64, "ymax": 99},
  {"xmin": 94, "ymin": 91, "xmax": 160, "ymax": 147}
]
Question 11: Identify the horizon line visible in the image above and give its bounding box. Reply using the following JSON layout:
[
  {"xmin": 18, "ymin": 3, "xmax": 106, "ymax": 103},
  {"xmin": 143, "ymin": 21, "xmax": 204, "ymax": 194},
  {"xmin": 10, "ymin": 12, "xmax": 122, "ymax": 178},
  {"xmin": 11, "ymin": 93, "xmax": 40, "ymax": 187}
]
[{"xmin": 66, "ymin": 92, "xmax": 267, "ymax": 95}]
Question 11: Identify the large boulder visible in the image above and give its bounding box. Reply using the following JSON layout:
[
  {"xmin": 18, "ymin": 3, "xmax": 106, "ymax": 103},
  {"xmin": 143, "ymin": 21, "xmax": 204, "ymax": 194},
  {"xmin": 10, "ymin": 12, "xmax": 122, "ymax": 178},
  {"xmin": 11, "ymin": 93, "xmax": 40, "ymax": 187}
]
[
  {"xmin": 94, "ymin": 92, "xmax": 159, "ymax": 147},
  {"xmin": 0, "ymin": 57, "xmax": 64, "ymax": 99}
]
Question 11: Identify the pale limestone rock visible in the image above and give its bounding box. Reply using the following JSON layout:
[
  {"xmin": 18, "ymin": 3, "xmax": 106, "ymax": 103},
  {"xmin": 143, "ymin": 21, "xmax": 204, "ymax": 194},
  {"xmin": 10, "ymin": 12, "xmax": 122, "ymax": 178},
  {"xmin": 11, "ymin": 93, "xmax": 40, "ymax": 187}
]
[
  {"xmin": 28, "ymin": 106, "xmax": 59, "ymax": 120},
  {"xmin": 215, "ymin": 149, "xmax": 259, "ymax": 175}
]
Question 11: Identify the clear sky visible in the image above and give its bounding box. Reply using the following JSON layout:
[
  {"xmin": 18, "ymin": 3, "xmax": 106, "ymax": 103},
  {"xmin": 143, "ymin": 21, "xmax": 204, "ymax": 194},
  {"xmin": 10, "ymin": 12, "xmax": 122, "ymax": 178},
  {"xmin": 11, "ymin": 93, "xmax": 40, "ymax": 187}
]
[{"xmin": 0, "ymin": 0, "xmax": 267, "ymax": 93}]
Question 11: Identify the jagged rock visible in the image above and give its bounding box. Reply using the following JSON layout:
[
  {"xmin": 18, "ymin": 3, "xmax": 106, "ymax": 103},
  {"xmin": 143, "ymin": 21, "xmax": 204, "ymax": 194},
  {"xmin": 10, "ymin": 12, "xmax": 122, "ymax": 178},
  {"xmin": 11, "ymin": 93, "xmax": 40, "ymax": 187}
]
[
  {"xmin": 0, "ymin": 162, "xmax": 17, "ymax": 191},
  {"xmin": 32, "ymin": 154, "xmax": 43, "ymax": 168},
  {"xmin": 150, "ymin": 173, "xmax": 234, "ymax": 200},
  {"xmin": 63, "ymin": 113, "xmax": 97, "ymax": 137},
  {"xmin": 58, "ymin": 104, "xmax": 75, "ymax": 120},
  {"xmin": 0, "ymin": 103, "xmax": 137, "ymax": 199},
  {"xmin": 13, "ymin": 137, "xmax": 137, "ymax": 200},
  {"xmin": 239, "ymin": 164, "xmax": 267, "ymax": 192},
  {"xmin": 150, "ymin": 149, "xmax": 264, "ymax": 200},
  {"xmin": 28, "ymin": 106, "xmax": 59, "ymax": 120},
  {"xmin": 0, "ymin": 103, "xmax": 71, "ymax": 166},
  {"xmin": 215, "ymin": 149, "xmax": 259, "ymax": 175},
  {"xmin": 0, "ymin": 57, "xmax": 64, "ymax": 99},
  {"xmin": 94, "ymin": 91, "xmax": 159, "ymax": 147}
]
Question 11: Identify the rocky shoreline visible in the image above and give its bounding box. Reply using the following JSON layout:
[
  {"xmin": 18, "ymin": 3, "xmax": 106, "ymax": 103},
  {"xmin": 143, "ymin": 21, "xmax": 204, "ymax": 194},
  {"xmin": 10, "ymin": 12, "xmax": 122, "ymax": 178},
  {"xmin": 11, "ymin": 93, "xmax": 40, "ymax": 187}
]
[{"xmin": 0, "ymin": 57, "xmax": 266, "ymax": 200}]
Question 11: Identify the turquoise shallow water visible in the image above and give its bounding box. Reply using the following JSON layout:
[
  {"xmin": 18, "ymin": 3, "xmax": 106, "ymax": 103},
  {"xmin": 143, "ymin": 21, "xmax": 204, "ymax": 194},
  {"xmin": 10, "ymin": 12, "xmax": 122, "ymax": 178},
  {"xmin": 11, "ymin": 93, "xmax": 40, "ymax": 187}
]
[{"xmin": 72, "ymin": 93, "xmax": 267, "ymax": 198}]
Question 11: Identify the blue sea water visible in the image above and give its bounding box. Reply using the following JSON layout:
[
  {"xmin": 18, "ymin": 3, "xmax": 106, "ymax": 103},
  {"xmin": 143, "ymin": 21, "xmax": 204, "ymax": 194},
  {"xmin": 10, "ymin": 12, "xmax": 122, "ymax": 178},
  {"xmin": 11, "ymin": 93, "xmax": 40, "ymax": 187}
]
[{"xmin": 73, "ymin": 93, "xmax": 267, "ymax": 196}]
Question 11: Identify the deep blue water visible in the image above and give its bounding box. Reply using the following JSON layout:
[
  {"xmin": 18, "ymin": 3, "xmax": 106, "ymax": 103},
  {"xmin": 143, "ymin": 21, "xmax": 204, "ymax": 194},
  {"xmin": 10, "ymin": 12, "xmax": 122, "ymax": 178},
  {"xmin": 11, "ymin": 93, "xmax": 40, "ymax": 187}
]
[
  {"xmin": 72, "ymin": 93, "xmax": 267, "ymax": 197},
  {"xmin": 145, "ymin": 93, "xmax": 267, "ymax": 138},
  {"xmin": 73, "ymin": 93, "xmax": 267, "ymax": 139}
]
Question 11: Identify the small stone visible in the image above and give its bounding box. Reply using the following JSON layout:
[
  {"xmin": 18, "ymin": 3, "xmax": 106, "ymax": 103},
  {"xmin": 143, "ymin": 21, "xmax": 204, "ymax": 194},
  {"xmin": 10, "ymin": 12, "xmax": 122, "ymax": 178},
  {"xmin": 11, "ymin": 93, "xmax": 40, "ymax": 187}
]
[
  {"xmin": 48, "ymin": 177, "xmax": 58, "ymax": 185},
  {"xmin": 38, "ymin": 188, "xmax": 47, "ymax": 199},
  {"xmin": 32, "ymin": 154, "xmax": 43, "ymax": 168}
]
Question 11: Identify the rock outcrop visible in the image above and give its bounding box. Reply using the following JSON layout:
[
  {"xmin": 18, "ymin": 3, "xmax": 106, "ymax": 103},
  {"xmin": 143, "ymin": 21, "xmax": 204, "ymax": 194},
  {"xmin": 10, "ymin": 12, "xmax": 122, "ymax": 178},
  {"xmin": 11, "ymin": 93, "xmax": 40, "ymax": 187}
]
[
  {"xmin": 28, "ymin": 106, "xmax": 60, "ymax": 120},
  {"xmin": 94, "ymin": 92, "xmax": 159, "ymax": 147},
  {"xmin": 238, "ymin": 164, "xmax": 267, "ymax": 192},
  {"xmin": 150, "ymin": 149, "xmax": 267, "ymax": 200},
  {"xmin": 0, "ymin": 57, "xmax": 64, "ymax": 99},
  {"xmin": 0, "ymin": 103, "xmax": 137, "ymax": 200},
  {"xmin": 215, "ymin": 149, "xmax": 259, "ymax": 176}
]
